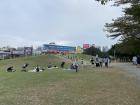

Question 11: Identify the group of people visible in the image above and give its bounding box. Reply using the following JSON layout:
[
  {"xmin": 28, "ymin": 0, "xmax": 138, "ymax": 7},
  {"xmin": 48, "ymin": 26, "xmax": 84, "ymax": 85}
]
[
  {"xmin": 6, "ymin": 61, "xmax": 80, "ymax": 72},
  {"xmin": 60, "ymin": 60, "xmax": 79, "ymax": 72},
  {"xmin": 90, "ymin": 55, "xmax": 110, "ymax": 68},
  {"xmin": 71, "ymin": 59, "xmax": 79, "ymax": 72},
  {"xmin": 6, "ymin": 55, "xmax": 111, "ymax": 72},
  {"xmin": 32, "ymin": 65, "xmax": 45, "ymax": 72},
  {"xmin": 132, "ymin": 55, "xmax": 140, "ymax": 67},
  {"xmin": 7, "ymin": 63, "xmax": 45, "ymax": 72}
]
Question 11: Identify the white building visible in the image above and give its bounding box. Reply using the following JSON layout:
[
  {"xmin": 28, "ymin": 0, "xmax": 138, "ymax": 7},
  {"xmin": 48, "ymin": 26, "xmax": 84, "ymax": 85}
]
[
  {"xmin": 0, "ymin": 51, "xmax": 11, "ymax": 59},
  {"xmin": 102, "ymin": 46, "xmax": 109, "ymax": 52}
]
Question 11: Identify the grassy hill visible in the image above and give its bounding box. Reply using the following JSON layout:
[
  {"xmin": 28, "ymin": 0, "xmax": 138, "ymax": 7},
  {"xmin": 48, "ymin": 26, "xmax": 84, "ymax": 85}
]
[
  {"xmin": 0, "ymin": 54, "xmax": 139, "ymax": 105},
  {"xmin": 0, "ymin": 54, "xmax": 71, "ymax": 72},
  {"xmin": 58, "ymin": 53, "xmax": 92, "ymax": 63}
]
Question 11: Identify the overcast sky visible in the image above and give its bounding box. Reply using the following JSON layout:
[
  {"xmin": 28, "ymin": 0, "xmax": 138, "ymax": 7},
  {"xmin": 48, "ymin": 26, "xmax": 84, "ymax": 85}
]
[{"xmin": 0, "ymin": 0, "xmax": 122, "ymax": 48}]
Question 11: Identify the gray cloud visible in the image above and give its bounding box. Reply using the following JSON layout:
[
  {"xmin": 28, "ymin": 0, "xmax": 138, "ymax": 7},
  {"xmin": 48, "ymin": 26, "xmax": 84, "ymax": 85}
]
[{"xmin": 0, "ymin": 0, "xmax": 122, "ymax": 47}]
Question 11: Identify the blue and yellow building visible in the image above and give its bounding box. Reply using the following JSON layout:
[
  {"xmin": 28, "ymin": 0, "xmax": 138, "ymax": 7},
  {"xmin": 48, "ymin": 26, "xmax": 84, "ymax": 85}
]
[{"xmin": 43, "ymin": 44, "xmax": 76, "ymax": 53}]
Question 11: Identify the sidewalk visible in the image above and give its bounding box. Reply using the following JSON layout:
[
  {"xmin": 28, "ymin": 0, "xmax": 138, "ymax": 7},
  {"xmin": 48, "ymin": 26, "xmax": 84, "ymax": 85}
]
[{"xmin": 112, "ymin": 63, "xmax": 140, "ymax": 82}]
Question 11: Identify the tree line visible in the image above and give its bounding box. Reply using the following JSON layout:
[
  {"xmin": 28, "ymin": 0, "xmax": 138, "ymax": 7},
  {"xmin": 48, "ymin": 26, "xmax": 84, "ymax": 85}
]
[
  {"xmin": 96, "ymin": 0, "xmax": 140, "ymax": 57},
  {"xmin": 83, "ymin": 47, "xmax": 108, "ymax": 57}
]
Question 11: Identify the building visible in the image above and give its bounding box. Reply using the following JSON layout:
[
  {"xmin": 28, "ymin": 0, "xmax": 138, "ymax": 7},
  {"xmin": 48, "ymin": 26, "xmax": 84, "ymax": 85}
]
[
  {"xmin": 24, "ymin": 47, "xmax": 33, "ymax": 55},
  {"xmin": 91, "ymin": 44, "xmax": 96, "ymax": 48},
  {"xmin": 96, "ymin": 46, "xmax": 102, "ymax": 51},
  {"xmin": 43, "ymin": 44, "xmax": 76, "ymax": 54},
  {"xmin": 76, "ymin": 46, "xmax": 83, "ymax": 54},
  {"xmin": 12, "ymin": 47, "xmax": 33, "ymax": 56},
  {"xmin": 0, "ymin": 47, "xmax": 16, "ymax": 52},
  {"xmin": 83, "ymin": 44, "xmax": 90, "ymax": 49},
  {"xmin": 0, "ymin": 51, "xmax": 11, "ymax": 59},
  {"xmin": 102, "ymin": 46, "xmax": 109, "ymax": 52},
  {"xmin": 83, "ymin": 44, "xmax": 96, "ymax": 49}
]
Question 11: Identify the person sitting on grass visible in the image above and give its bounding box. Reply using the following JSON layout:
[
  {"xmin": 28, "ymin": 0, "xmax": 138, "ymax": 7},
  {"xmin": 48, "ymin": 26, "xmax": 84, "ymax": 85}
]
[
  {"xmin": 38, "ymin": 66, "xmax": 45, "ymax": 72},
  {"xmin": 22, "ymin": 63, "xmax": 29, "ymax": 68},
  {"xmin": 7, "ymin": 66, "xmax": 16, "ymax": 72},
  {"xmin": 21, "ymin": 63, "xmax": 29, "ymax": 72},
  {"xmin": 35, "ymin": 65, "xmax": 40, "ymax": 72},
  {"xmin": 61, "ymin": 61, "xmax": 65, "ymax": 68},
  {"xmin": 41, "ymin": 67, "xmax": 45, "ymax": 71},
  {"xmin": 48, "ymin": 63, "xmax": 52, "ymax": 68},
  {"xmin": 54, "ymin": 65, "xmax": 58, "ymax": 68},
  {"xmin": 70, "ymin": 64, "xmax": 74, "ymax": 69},
  {"xmin": 47, "ymin": 63, "xmax": 52, "ymax": 68},
  {"xmin": 30, "ymin": 66, "xmax": 44, "ymax": 72}
]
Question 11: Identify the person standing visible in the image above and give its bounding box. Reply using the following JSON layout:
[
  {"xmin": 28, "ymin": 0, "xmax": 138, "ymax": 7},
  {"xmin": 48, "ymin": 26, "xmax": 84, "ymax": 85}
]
[
  {"xmin": 73, "ymin": 59, "xmax": 79, "ymax": 72},
  {"xmin": 61, "ymin": 61, "xmax": 65, "ymax": 68},
  {"xmin": 95, "ymin": 55, "xmax": 100, "ymax": 67},
  {"xmin": 137, "ymin": 55, "xmax": 140, "ymax": 68},
  {"xmin": 132, "ymin": 56, "xmax": 137, "ymax": 65},
  {"xmin": 90, "ymin": 57, "xmax": 94, "ymax": 65},
  {"xmin": 81, "ymin": 58, "xmax": 84, "ymax": 65},
  {"xmin": 99, "ymin": 58, "xmax": 103, "ymax": 67},
  {"xmin": 104, "ymin": 57, "xmax": 110, "ymax": 68}
]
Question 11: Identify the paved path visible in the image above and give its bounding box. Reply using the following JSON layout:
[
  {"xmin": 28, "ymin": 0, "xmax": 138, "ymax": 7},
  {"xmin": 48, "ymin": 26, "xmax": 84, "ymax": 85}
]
[{"xmin": 112, "ymin": 63, "xmax": 140, "ymax": 82}]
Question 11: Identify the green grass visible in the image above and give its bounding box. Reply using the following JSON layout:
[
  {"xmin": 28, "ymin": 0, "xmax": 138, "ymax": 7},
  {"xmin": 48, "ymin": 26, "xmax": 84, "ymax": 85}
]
[
  {"xmin": 76, "ymin": 53, "xmax": 92, "ymax": 60},
  {"xmin": 0, "ymin": 55, "xmax": 140, "ymax": 105},
  {"xmin": 0, "ymin": 54, "xmax": 71, "ymax": 72},
  {"xmin": 64, "ymin": 53, "xmax": 92, "ymax": 60},
  {"xmin": 59, "ymin": 53, "xmax": 92, "ymax": 65}
]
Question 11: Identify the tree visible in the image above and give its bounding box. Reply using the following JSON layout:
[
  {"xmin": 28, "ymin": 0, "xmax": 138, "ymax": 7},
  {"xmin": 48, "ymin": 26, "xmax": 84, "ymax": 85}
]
[
  {"xmin": 83, "ymin": 47, "xmax": 107, "ymax": 57},
  {"xmin": 108, "ymin": 37, "xmax": 140, "ymax": 58},
  {"xmin": 96, "ymin": 0, "xmax": 139, "ymax": 5},
  {"xmin": 96, "ymin": 0, "xmax": 140, "ymax": 55},
  {"xmin": 105, "ymin": 3, "xmax": 140, "ymax": 40}
]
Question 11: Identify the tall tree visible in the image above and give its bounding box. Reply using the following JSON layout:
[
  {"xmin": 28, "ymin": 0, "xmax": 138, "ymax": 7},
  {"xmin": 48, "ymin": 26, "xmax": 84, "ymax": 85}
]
[
  {"xmin": 96, "ymin": 0, "xmax": 140, "ymax": 55},
  {"xmin": 105, "ymin": 3, "xmax": 140, "ymax": 40},
  {"xmin": 83, "ymin": 47, "xmax": 107, "ymax": 57},
  {"xmin": 96, "ymin": 0, "xmax": 140, "ymax": 5}
]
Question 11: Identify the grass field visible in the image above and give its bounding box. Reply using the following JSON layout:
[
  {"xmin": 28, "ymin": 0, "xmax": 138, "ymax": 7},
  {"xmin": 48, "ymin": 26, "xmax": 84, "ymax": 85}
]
[
  {"xmin": 0, "ymin": 55, "xmax": 140, "ymax": 105},
  {"xmin": 0, "ymin": 54, "xmax": 71, "ymax": 72},
  {"xmin": 63, "ymin": 53, "xmax": 92, "ymax": 61}
]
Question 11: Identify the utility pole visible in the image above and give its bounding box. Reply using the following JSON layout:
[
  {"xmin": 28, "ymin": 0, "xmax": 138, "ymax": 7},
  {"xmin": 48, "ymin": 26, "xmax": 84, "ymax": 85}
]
[{"xmin": 114, "ymin": 50, "xmax": 116, "ymax": 62}]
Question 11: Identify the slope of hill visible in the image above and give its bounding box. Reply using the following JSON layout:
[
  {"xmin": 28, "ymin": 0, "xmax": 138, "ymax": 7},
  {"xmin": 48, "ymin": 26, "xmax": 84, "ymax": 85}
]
[
  {"xmin": 0, "ymin": 54, "xmax": 71, "ymax": 72},
  {"xmin": 0, "ymin": 54, "xmax": 139, "ymax": 105}
]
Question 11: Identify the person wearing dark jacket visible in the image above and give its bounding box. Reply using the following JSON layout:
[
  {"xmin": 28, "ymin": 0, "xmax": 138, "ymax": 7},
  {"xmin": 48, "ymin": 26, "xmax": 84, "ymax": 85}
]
[
  {"xmin": 137, "ymin": 55, "xmax": 140, "ymax": 68},
  {"xmin": 7, "ymin": 66, "xmax": 15, "ymax": 72},
  {"xmin": 61, "ymin": 61, "xmax": 65, "ymax": 68},
  {"xmin": 21, "ymin": 63, "xmax": 29, "ymax": 72},
  {"xmin": 90, "ymin": 57, "xmax": 94, "ymax": 65},
  {"xmin": 36, "ymin": 65, "xmax": 40, "ymax": 72}
]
